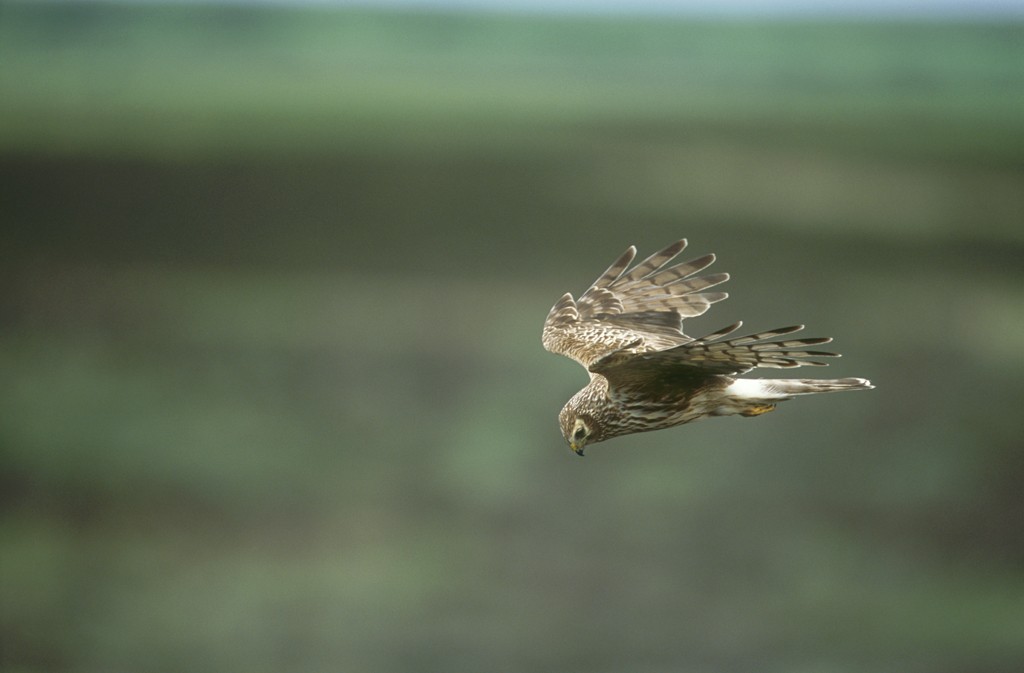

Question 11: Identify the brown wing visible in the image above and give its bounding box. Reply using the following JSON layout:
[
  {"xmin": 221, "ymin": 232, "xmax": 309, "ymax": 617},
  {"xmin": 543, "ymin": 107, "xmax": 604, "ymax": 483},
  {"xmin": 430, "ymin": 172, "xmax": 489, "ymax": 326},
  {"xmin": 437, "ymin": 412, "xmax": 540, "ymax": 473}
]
[
  {"xmin": 542, "ymin": 239, "xmax": 729, "ymax": 368},
  {"xmin": 590, "ymin": 322, "xmax": 840, "ymax": 391}
]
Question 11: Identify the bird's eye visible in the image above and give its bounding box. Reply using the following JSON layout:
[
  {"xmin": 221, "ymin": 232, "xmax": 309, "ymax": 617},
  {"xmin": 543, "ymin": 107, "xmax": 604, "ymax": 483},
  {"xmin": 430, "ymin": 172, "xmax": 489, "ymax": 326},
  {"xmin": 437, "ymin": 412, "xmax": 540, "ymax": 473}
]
[{"xmin": 573, "ymin": 426, "xmax": 587, "ymax": 440}]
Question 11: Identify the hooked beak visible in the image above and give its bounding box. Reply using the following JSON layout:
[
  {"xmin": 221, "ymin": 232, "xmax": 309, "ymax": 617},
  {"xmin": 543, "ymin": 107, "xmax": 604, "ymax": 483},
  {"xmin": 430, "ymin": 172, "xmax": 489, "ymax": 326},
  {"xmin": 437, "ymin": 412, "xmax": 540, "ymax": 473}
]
[{"xmin": 569, "ymin": 441, "xmax": 585, "ymax": 457}]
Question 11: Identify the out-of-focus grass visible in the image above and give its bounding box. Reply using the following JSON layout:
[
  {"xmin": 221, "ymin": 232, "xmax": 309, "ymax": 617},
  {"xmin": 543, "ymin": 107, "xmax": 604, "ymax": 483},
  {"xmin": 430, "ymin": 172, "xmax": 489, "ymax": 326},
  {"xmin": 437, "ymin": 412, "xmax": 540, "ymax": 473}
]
[
  {"xmin": 3, "ymin": 257, "xmax": 1024, "ymax": 671},
  {"xmin": 3, "ymin": 4, "xmax": 1024, "ymax": 672},
  {"xmin": 1, "ymin": 5, "xmax": 1022, "ymax": 162}
]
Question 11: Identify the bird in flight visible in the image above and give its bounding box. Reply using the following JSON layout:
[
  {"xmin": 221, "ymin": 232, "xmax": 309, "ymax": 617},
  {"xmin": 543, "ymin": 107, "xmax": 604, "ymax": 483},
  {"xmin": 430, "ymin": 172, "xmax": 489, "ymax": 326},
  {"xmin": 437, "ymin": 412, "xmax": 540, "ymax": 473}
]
[{"xmin": 542, "ymin": 239, "xmax": 873, "ymax": 455}]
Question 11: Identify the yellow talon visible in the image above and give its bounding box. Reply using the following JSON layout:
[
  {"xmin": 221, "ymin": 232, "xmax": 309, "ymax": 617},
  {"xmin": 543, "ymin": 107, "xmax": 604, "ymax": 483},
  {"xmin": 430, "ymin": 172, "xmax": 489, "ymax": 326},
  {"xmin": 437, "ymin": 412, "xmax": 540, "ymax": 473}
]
[{"xmin": 742, "ymin": 404, "xmax": 776, "ymax": 417}]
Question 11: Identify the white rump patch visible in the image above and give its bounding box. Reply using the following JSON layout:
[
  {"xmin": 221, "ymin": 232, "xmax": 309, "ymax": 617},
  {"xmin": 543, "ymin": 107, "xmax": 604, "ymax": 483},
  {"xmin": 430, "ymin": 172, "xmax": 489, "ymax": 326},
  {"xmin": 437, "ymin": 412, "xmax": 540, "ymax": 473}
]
[{"xmin": 726, "ymin": 379, "xmax": 771, "ymax": 399}]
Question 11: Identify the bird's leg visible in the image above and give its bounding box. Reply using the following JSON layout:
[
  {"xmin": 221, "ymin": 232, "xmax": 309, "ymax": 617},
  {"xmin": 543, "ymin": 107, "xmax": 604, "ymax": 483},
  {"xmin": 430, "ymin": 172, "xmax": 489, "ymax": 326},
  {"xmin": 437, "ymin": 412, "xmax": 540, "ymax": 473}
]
[{"xmin": 740, "ymin": 403, "xmax": 776, "ymax": 417}]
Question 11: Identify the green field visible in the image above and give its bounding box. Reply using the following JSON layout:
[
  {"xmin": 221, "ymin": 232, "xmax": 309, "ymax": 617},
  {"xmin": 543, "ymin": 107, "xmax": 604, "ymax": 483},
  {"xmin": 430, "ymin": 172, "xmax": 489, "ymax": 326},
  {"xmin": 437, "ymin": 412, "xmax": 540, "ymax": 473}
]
[
  {"xmin": 2, "ymin": 4, "xmax": 1024, "ymax": 672},
  {"xmin": 3, "ymin": 4, "xmax": 1023, "ymax": 161}
]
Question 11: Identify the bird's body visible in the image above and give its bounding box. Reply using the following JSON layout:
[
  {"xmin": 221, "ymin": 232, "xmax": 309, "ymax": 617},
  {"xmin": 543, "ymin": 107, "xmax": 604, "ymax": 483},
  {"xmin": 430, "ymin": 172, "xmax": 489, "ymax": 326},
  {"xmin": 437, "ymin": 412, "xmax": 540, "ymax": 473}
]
[{"xmin": 542, "ymin": 239, "xmax": 873, "ymax": 455}]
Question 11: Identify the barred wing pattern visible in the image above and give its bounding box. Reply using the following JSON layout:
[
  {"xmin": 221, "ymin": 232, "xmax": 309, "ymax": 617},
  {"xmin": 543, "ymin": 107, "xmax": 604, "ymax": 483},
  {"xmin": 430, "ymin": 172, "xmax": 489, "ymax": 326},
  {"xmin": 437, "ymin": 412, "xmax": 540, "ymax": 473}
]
[
  {"xmin": 590, "ymin": 322, "xmax": 840, "ymax": 392},
  {"xmin": 542, "ymin": 240, "xmax": 728, "ymax": 367}
]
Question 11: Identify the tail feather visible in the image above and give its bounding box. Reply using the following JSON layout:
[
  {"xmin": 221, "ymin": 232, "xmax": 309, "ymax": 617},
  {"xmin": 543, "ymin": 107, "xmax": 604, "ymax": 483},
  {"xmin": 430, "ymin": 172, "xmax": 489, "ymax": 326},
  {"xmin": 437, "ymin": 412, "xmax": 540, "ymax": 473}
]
[{"xmin": 729, "ymin": 377, "xmax": 874, "ymax": 401}]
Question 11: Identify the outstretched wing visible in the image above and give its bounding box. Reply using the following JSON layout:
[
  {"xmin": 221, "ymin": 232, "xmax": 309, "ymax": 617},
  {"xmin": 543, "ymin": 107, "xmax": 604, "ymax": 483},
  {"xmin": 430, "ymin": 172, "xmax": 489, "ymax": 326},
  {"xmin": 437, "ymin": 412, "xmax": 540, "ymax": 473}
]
[
  {"xmin": 590, "ymin": 322, "xmax": 840, "ymax": 391},
  {"xmin": 542, "ymin": 239, "xmax": 729, "ymax": 368}
]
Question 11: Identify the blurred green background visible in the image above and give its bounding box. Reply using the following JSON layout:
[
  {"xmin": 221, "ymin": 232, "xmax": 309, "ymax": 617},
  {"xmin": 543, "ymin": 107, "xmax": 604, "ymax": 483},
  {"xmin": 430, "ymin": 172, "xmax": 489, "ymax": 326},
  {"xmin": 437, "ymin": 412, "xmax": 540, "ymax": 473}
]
[{"xmin": 2, "ymin": 2, "xmax": 1024, "ymax": 672}]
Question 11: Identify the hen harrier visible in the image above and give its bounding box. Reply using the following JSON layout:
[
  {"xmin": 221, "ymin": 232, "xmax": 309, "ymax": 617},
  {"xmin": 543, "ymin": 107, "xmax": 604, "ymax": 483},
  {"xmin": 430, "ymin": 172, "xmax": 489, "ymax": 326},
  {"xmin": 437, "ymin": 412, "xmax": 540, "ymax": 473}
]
[{"xmin": 543, "ymin": 239, "xmax": 873, "ymax": 455}]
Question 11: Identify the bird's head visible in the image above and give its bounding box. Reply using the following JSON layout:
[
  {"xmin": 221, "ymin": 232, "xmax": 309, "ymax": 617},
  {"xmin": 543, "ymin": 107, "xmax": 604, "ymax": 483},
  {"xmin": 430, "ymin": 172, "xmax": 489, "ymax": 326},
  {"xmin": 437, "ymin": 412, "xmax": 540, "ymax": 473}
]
[{"xmin": 559, "ymin": 407, "xmax": 598, "ymax": 457}]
